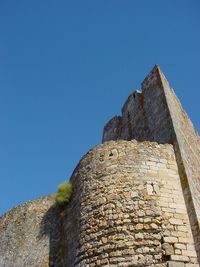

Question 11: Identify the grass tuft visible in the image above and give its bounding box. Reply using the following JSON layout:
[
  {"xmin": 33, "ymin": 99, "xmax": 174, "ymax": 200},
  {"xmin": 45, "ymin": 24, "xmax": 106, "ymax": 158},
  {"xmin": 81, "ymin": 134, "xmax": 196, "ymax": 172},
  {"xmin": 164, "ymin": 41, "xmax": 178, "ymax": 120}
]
[{"xmin": 55, "ymin": 181, "xmax": 72, "ymax": 205}]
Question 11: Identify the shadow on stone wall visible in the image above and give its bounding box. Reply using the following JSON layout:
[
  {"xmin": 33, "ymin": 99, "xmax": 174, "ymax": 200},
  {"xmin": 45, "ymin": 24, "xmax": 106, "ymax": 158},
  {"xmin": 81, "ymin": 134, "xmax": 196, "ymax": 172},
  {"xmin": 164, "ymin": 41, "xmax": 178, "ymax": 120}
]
[{"xmin": 40, "ymin": 203, "xmax": 67, "ymax": 267}]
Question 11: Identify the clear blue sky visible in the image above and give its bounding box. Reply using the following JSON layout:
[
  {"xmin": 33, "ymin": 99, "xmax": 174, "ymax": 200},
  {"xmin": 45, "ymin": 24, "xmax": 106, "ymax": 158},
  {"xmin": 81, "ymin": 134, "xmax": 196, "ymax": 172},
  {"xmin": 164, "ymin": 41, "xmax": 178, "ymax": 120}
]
[{"xmin": 0, "ymin": 1, "xmax": 199, "ymax": 215}]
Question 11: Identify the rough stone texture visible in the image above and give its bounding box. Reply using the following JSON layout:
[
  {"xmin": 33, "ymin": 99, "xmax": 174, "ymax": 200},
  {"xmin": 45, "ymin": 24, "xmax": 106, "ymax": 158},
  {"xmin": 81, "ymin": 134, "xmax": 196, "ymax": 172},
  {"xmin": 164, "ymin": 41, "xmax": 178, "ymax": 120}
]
[
  {"xmin": 1, "ymin": 140, "xmax": 198, "ymax": 267},
  {"xmin": 0, "ymin": 65, "xmax": 199, "ymax": 267},
  {"xmin": 0, "ymin": 195, "xmax": 66, "ymax": 266},
  {"xmin": 0, "ymin": 193, "xmax": 80, "ymax": 267},
  {"xmin": 168, "ymin": 262, "xmax": 185, "ymax": 267},
  {"xmin": 103, "ymin": 65, "xmax": 200, "ymax": 263},
  {"xmin": 157, "ymin": 70, "xmax": 200, "ymax": 260},
  {"xmin": 68, "ymin": 140, "xmax": 198, "ymax": 267}
]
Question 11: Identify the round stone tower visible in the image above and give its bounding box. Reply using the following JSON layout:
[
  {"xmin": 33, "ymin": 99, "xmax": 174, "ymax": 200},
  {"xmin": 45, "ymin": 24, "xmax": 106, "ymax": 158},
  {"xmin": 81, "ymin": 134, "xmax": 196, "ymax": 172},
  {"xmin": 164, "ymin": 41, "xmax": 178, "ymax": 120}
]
[
  {"xmin": 0, "ymin": 66, "xmax": 199, "ymax": 267},
  {"xmin": 65, "ymin": 140, "xmax": 198, "ymax": 267},
  {"xmin": 0, "ymin": 140, "xmax": 198, "ymax": 266}
]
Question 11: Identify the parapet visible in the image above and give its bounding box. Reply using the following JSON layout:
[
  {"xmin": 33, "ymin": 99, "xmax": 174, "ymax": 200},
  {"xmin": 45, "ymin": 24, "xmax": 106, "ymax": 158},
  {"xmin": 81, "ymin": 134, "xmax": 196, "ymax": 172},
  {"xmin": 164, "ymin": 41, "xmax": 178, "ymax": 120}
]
[
  {"xmin": 103, "ymin": 65, "xmax": 174, "ymax": 144},
  {"xmin": 102, "ymin": 116, "xmax": 122, "ymax": 142}
]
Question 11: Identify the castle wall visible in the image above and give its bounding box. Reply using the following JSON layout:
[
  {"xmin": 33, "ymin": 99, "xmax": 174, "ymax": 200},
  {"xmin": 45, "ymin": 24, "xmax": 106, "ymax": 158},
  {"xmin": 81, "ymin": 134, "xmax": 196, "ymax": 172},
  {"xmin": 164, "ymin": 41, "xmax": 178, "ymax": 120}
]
[
  {"xmin": 102, "ymin": 68, "xmax": 176, "ymax": 169},
  {"xmin": 0, "ymin": 141, "xmax": 199, "ymax": 266},
  {"xmin": 0, "ymin": 195, "xmax": 64, "ymax": 267},
  {"xmin": 119, "ymin": 91, "xmax": 149, "ymax": 141},
  {"xmin": 67, "ymin": 140, "xmax": 198, "ymax": 266},
  {"xmin": 1, "ymin": 65, "xmax": 199, "ymax": 267},
  {"xmin": 103, "ymin": 116, "xmax": 122, "ymax": 142},
  {"xmin": 103, "ymin": 68, "xmax": 174, "ymax": 144},
  {"xmin": 157, "ymin": 71, "xmax": 200, "ymax": 258},
  {"xmin": 102, "ymin": 66, "xmax": 200, "ymax": 262}
]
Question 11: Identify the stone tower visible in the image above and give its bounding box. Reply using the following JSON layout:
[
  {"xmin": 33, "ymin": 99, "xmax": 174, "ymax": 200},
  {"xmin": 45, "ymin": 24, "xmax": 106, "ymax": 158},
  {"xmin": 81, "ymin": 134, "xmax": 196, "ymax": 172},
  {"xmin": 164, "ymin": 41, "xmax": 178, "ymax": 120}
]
[
  {"xmin": 0, "ymin": 65, "xmax": 199, "ymax": 267},
  {"xmin": 103, "ymin": 65, "xmax": 200, "ymax": 262}
]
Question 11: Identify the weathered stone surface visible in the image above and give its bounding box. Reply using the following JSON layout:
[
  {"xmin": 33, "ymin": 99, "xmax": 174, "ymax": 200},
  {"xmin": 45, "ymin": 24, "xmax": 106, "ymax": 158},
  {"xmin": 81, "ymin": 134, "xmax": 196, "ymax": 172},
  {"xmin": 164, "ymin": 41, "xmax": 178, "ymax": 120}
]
[
  {"xmin": 68, "ymin": 140, "xmax": 197, "ymax": 266},
  {"xmin": 0, "ymin": 65, "xmax": 199, "ymax": 267},
  {"xmin": 103, "ymin": 65, "xmax": 200, "ymax": 263},
  {"xmin": 167, "ymin": 261, "xmax": 184, "ymax": 267},
  {"xmin": 0, "ymin": 195, "xmax": 66, "ymax": 266},
  {"xmin": 1, "ymin": 140, "xmax": 198, "ymax": 266}
]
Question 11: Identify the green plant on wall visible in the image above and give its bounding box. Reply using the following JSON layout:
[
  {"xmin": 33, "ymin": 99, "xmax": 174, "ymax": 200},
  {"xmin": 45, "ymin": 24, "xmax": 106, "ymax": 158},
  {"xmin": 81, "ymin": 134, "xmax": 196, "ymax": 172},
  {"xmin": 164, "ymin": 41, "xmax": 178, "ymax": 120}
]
[{"xmin": 55, "ymin": 181, "xmax": 72, "ymax": 205}]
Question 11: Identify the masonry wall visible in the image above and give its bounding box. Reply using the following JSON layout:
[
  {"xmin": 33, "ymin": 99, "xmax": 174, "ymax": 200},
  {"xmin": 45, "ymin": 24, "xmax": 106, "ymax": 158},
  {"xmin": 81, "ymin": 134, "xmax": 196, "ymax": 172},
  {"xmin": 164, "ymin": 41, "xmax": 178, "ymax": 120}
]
[
  {"xmin": 67, "ymin": 140, "xmax": 198, "ymax": 266},
  {"xmin": 102, "ymin": 65, "xmax": 200, "ymax": 262},
  {"xmin": 157, "ymin": 70, "xmax": 200, "ymax": 258},
  {"xmin": 0, "ymin": 195, "xmax": 64, "ymax": 266},
  {"xmin": 0, "ymin": 140, "xmax": 199, "ymax": 266},
  {"xmin": 103, "ymin": 67, "xmax": 174, "ymax": 144},
  {"xmin": 1, "ymin": 65, "xmax": 199, "ymax": 267}
]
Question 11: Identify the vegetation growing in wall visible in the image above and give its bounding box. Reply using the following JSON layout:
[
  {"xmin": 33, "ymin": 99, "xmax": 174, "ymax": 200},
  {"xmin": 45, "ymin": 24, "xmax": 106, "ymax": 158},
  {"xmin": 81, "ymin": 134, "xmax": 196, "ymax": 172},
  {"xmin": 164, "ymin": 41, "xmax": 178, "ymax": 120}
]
[{"xmin": 55, "ymin": 181, "xmax": 72, "ymax": 205}]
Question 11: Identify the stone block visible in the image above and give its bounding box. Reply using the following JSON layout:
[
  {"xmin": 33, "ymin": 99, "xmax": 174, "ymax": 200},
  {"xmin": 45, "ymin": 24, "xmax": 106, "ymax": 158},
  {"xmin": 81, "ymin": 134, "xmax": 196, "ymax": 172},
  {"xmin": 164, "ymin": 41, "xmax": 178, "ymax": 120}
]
[
  {"xmin": 174, "ymin": 243, "xmax": 186, "ymax": 250},
  {"xmin": 164, "ymin": 237, "xmax": 178, "ymax": 243},
  {"xmin": 162, "ymin": 243, "xmax": 174, "ymax": 255},
  {"xmin": 169, "ymin": 218, "xmax": 183, "ymax": 225},
  {"xmin": 170, "ymin": 255, "xmax": 189, "ymax": 262},
  {"xmin": 167, "ymin": 261, "xmax": 184, "ymax": 267},
  {"xmin": 182, "ymin": 250, "xmax": 197, "ymax": 257},
  {"xmin": 185, "ymin": 264, "xmax": 199, "ymax": 267}
]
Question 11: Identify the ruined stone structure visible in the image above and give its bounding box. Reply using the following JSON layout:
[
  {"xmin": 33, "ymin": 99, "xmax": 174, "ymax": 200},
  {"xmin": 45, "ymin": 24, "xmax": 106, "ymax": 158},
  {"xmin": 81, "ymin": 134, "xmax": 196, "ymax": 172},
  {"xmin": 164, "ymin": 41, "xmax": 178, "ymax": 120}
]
[{"xmin": 0, "ymin": 65, "xmax": 199, "ymax": 267}]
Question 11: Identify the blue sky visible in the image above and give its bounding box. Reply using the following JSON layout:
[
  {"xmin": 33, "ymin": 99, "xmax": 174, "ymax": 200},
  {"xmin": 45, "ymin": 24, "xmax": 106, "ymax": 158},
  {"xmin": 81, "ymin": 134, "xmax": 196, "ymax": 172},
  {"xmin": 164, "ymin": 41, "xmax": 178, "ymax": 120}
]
[{"xmin": 0, "ymin": 1, "xmax": 199, "ymax": 215}]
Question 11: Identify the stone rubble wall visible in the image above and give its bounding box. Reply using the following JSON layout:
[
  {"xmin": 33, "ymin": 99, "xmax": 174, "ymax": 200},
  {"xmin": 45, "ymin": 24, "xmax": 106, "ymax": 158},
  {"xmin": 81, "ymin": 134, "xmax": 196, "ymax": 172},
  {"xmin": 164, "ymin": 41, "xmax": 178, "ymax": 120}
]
[
  {"xmin": 0, "ymin": 195, "xmax": 65, "ymax": 267},
  {"xmin": 0, "ymin": 140, "xmax": 199, "ymax": 267},
  {"xmin": 1, "ymin": 65, "xmax": 199, "ymax": 267},
  {"xmin": 68, "ymin": 140, "xmax": 198, "ymax": 267},
  {"xmin": 0, "ymin": 189, "xmax": 80, "ymax": 267},
  {"xmin": 102, "ymin": 65, "xmax": 200, "ymax": 263}
]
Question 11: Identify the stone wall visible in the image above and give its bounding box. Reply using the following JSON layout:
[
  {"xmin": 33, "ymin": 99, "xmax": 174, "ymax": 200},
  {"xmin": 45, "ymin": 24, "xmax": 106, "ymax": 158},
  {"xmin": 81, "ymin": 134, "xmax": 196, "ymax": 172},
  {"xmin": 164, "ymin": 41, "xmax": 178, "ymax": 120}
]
[
  {"xmin": 102, "ymin": 65, "xmax": 200, "ymax": 263},
  {"xmin": 1, "ymin": 140, "xmax": 198, "ymax": 266},
  {"xmin": 1, "ymin": 65, "xmax": 199, "ymax": 267},
  {"xmin": 0, "ymin": 188, "xmax": 81, "ymax": 267},
  {"xmin": 68, "ymin": 140, "xmax": 198, "ymax": 266},
  {"xmin": 0, "ymin": 195, "xmax": 65, "ymax": 266},
  {"xmin": 157, "ymin": 70, "xmax": 200, "ymax": 259},
  {"xmin": 103, "ymin": 66, "xmax": 174, "ymax": 144}
]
